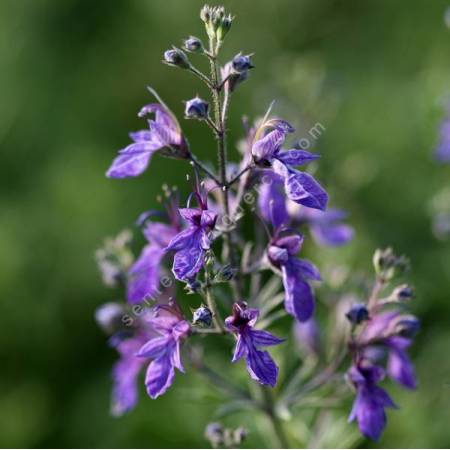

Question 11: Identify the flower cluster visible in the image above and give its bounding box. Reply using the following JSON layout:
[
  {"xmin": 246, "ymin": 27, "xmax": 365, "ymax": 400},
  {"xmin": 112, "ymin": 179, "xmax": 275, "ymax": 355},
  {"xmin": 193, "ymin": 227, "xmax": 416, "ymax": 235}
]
[
  {"xmin": 95, "ymin": 5, "xmax": 419, "ymax": 447},
  {"xmin": 345, "ymin": 249, "xmax": 420, "ymax": 441}
]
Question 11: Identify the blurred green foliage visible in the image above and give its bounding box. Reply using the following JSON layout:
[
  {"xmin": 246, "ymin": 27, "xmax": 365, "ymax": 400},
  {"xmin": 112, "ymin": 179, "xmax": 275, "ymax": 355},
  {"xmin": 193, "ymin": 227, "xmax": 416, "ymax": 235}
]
[{"xmin": 1, "ymin": 0, "xmax": 450, "ymax": 447}]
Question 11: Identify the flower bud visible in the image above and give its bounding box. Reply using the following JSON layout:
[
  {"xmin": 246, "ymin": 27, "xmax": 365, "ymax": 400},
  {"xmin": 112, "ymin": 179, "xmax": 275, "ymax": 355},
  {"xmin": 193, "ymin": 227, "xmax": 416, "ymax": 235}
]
[
  {"xmin": 205, "ymin": 423, "xmax": 224, "ymax": 447},
  {"xmin": 183, "ymin": 36, "xmax": 204, "ymax": 53},
  {"xmin": 184, "ymin": 96, "xmax": 209, "ymax": 120},
  {"xmin": 163, "ymin": 47, "xmax": 190, "ymax": 69},
  {"xmin": 185, "ymin": 280, "xmax": 202, "ymax": 294},
  {"xmin": 394, "ymin": 316, "xmax": 420, "ymax": 338},
  {"xmin": 345, "ymin": 303, "xmax": 369, "ymax": 325},
  {"xmin": 214, "ymin": 264, "xmax": 237, "ymax": 283},
  {"xmin": 95, "ymin": 229, "xmax": 133, "ymax": 287},
  {"xmin": 373, "ymin": 247, "xmax": 409, "ymax": 282},
  {"xmin": 233, "ymin": 426, "xmax": 248, "ymax": 445},
  {"xmin": 200, "ymin": 5, "xmax": 232, "ymax": 43},
  {"xmin": 391, "ymin": 284, "xmax": 415, "ymax": 301},
  {"xmin": 192, "ymin": 304, "xmax": 213, "ymax": 327},
  {"xmin": 220, "ymin": 62, "xmax": 249, "ymax": 92},
  {"xmin": 200, "ymin": 5, "xmax": 212, "ymax": 23},
  {"xmin": 232, "ymin": 53, "xmax": 255, "ymax": 73},
  {"xmin": 95, "ymin": 302, "xmax": 125, "ymax": 334},
  {"xmin": 217, "ymin": 14, "xmax": 233, "ymax": 41}
]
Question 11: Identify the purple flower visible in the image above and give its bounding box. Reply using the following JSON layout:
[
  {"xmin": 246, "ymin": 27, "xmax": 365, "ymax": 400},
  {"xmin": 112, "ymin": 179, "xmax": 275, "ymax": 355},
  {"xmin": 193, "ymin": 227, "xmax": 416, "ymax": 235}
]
[
  {"xmin": 268, "ymin": 232, "xmax": 321, "ymax": 322},
  {"xmin": 251, "ymin": 120, "xmax": 328, "ymax": 211},
  {"xmin": 111, "ymin": 332, "xmax": 148, "ymax": 416},
  {"xmin": 346, "ymin": 306, "xmax": 419, "ymax": 440},
  {"xmin": 184, "ymin": 96, "xmax": 209, "ymax": 120},
  {"xmin": 435, "ymin": 108, "xmax": 450, "ymax": 163},
  {"xmin": 289, "ymin": 206, "xmax": 354, "ymax": 247},
  {"xmin": 348, "ymin": 364, "xmax": 397, "ymax": 441},
  {"xmin": 127, "ymin": 221, "xmax": 179, "ymax": 304},
  {"xmin": 360, "ymin": 311, "xmax": 419, "ymax": 389},
  {"xmin": 137, "ymin": 301, "xmax": 190, "ymax": 399},
  {"xmin": 225, "ymin": 302, "xmax": 284, "ymax": 387},
  {"xmin": 165, "ymin": 194, "xmax": 217, "ymax": 281},
  {"xmin": 258, "ymin": 173, "xmax": 353, "ymax": 246},
  {"xmin": 107, "ymin": 102, "xmax": 187, "ymax": 179}
]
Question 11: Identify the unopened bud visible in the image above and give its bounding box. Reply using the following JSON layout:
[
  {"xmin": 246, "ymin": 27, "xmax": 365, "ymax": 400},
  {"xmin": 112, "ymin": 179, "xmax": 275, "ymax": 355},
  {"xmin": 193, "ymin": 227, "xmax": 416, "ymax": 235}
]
[
  {"xmin": 205, "ymin": 423, "xmax": 224, "ymax": 447},
  {"xmin": 232, "ymin": 53, "xmax": 255, "ymax": 73},
  {"xmin": 184, "ymin": 96, "xmax": 209, "ymax": 120},
  {"xmin": 163, "ymin": 47, "xmax": 190, "ymax": 69},
  {"xmin": 183, "ymin": 36, "xmax": 204, "ymax": 53},
  {"xmin": 200, "ymin": 5, "xmax": 212, "ymax": 23},
  {"xmin": 233, "ymin": 426, "xmax": 248, "ymax": 445},
  {"xmin": 185, "ymin": 280, "xmax": 202, "ymax": 294},
  {"xmin": 214, "ymin": 264, "xmax": 237, "ymax": 283},
  {"xmin": 217, "ymin": 14, "xmax": 233, "ymax": 41},
  {"xmin": 394, "ymin": 316, "xmax": 421, "ymax": 338},
  {"xmin": 392, "ymin": 284, "xmax": 415, "ymax": 301},
  {"xmin": 345, "ymin": 303, "xmax": 369, "ymax": 324},
  {"xmin": 373, "ymin": 247, "xmax": 409, "ymax": 282},
  {"xmin": 192, "ymin": 304, "xmax": 213, "ymax": 328},
  {"xmin": 95, "ymin": 302, "xmax": 125, "ymax": 334}
]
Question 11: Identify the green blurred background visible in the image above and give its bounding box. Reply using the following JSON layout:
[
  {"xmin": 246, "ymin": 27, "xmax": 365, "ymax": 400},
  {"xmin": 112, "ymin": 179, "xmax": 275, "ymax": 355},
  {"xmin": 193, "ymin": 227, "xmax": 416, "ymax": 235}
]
[{"xmin": 1, "ymin": 0, "xmax": 450, "ymax": 447}]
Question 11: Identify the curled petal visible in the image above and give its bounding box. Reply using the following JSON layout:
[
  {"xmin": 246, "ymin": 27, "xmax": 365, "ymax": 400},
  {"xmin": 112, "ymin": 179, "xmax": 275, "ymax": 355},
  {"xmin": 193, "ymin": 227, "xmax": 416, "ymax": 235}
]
[
  {"xmin": 252, "ymin": 129, "xmax": 286, "ymax": 161},
  {"xmin": 274, "ymin": 234, "xmax": 304, "ymax": 255},
  {"xmin": 151, "ymin": 120, "xmax": 182, "ymax": 147},
  {"xmin": 178, "ymin": 208, "xmax": 202, "ymax": 224},
  {"xmin": 170, "ymin": 341, "xmax": 185, "ymax": 373},
  {"xmin": 232, "ymin": 336, "xmax": 247, "ymax": 362}
]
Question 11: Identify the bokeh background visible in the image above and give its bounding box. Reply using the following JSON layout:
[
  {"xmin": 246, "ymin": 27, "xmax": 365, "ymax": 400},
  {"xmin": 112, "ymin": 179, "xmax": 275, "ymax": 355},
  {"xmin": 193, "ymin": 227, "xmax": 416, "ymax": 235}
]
[{"xmin": 1, "ymin": 0, "xmax": 450, "ymax": 447}]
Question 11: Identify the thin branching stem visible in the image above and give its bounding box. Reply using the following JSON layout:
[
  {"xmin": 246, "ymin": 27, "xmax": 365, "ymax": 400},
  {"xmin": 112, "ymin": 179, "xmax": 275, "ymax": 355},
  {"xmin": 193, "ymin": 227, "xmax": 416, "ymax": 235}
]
[
  {"xmin": 189, "ymin": 154, "xmax": 221, "ymax": 186},
  {"xmin": 188, "ymin": 65, "xmax": 214, "ymax": 89}
]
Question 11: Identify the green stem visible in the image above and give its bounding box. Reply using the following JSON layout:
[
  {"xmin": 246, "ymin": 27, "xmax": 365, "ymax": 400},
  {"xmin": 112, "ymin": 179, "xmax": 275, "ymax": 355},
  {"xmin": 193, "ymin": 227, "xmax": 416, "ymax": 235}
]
[
  {"xmin": 260, "ymin": 386, "xmax": 289, "ymax": 448},
  {"xmin": 207, "ymin": 38, "xmax": 243, "ymax": 299},
  {"xmin": 204, "ymin": 271, "xmax": 225, "ymax": 333}
]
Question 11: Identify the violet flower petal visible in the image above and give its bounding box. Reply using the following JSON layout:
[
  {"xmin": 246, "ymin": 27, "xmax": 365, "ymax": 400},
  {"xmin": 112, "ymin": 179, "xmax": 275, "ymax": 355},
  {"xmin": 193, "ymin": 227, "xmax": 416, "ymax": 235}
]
[{"xmin": 276, "ymin": 149, "xmax": 320, "ymax": 166}]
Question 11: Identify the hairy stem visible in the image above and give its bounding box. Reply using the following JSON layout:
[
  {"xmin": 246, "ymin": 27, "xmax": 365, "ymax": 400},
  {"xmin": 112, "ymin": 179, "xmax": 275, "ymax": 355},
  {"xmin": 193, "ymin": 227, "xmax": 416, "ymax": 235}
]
[
  {"xmin": 208, "ymin": 38, "xmax": 243, "ymax": 298},
  {"xmin": 205, "ymin": 269, "xmax": 225, "ymax": 333},
  {"xmin": 189, "ymin": 154, "xmax": 220, "ymax": 185}
]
